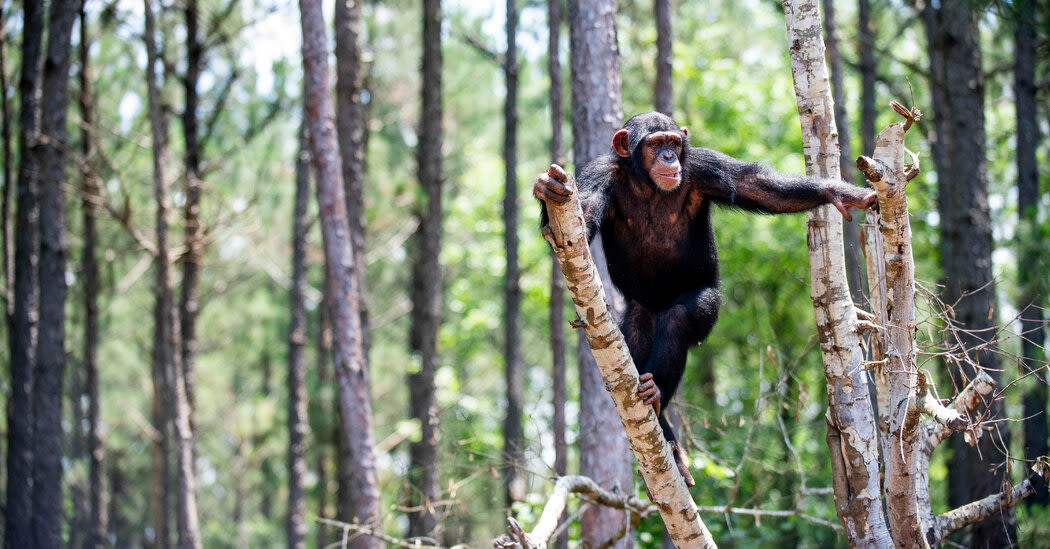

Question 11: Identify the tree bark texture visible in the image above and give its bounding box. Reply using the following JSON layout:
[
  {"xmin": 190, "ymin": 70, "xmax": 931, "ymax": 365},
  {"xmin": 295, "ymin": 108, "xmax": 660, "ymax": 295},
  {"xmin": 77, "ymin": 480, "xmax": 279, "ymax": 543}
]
[
  {"xmin": 503, "ymin": 0, "xmax": 527, "ymax": 512},
  {"xmin": 32, "ymin": 0, "xmax": 78, "ymax": 545},
  {"xmin": 567, "ymin": 1, "xmax": 633, "ymax": 545},
  {"xmin": 654, "ymin": 0, "xmax": 672, "ymax": 117},
  {"xmin": 5, "ymin": 0, "xmax": 43, "ymax": 545},
  {"xmin": 144, "ymin": 2, "xmax": 203, "ymax": 547},
  {"xmin": 923, "ymin": 4, "xmax": 1016, "ymax": 544},
  {"xmin": 335, "ymin": 0, "xmax": 371, "ymax": 357},
  {"xmin": 79, "ymin": 9, "xmax": 107, "ymax": 545},
  {"xmin": 179, "ymin": 0, "xmax": 204, "ymax": 451},
  {"xmin": 821, "ymin": 0, "xmax": 864, "ymax": 304},
  {"xmin": 781, "ymin": 1, "xmax": 891, "ymax": 546},
  {"xmin": 547, "ymin": 0, "xmax": 568, "ymax": 546},
  {"xmin": 1014, "ymin": 0, "xmax": 1048, "ymax": 508},
  {"xmin": 407, "ymin": 0, "xmax": 444, "ymax": 538},
  {"xmin": 298, "ymin": 0, "xmax": 383, "ymax": 544},
  {"xmin": 540, "ymin": 165, "xmax": 715, "ymax": 548},
  {"xmin": 856, "ymin": 109, "xmax": 925, "ymax": 547},
  {"xmin": 287, "ymin": 119, "xmax": 311, "ymax": 549}
]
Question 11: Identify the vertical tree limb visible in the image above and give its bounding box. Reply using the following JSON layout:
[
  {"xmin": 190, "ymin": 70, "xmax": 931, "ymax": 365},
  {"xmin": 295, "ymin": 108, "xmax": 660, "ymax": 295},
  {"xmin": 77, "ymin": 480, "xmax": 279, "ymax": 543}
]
[{"xmin": 781, "ymin": 1, "xmax": 891, "ymax": 546}]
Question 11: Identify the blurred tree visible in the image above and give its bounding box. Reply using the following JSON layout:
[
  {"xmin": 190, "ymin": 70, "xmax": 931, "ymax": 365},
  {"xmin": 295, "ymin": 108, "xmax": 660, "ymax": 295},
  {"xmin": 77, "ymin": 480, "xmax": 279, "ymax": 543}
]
[
  {"xmin": 0, "ymin": 0, "xmax": 11, "ymax": 315},
  {"xmin": 547, "ymin": 0, "xmax": 568, "ymax": 547},
  {"xmin": 408, "ymin": 0, "xmax": 444, "ymax": 538},
  {"xmin": 286, "ymin": 109, "xmax": 310, "ymax": 549},
  {"xmin": 4, "ymin": 1, "xmax": 43, "ymax": 545},
  {"xmin": 33, "ymin": 0, "xmax": 78, "ymax": 545},
  {"xmin": 567, "ymin": 0, "xmax": 633, "ymax": 546},
  {"xmin": 503, "ymin": 0, "xmax": 526, "ymax": 514},
  {"xmin": 78, "ymin": 5, "xmax": 107, "ymax": 545},
  {"xmin": 922, "ymin": 2, "xmax": 1017, "ymax": 545},
  {"xmin": 654, "ymin": 0, "xmax": 672, "ymax": 116},
  {"xmin": 1014, "ymin": 0, "xmax": 1048, "ymax": 509},
  {"xmin": 298, "ymin": 0, "xmax": 382, "ymax": 544}
]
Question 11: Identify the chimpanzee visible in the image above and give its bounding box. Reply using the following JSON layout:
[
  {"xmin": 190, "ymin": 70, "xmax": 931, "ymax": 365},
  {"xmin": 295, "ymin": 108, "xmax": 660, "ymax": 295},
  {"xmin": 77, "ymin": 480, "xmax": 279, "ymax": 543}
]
[{"xmin": 534, "ymin": 112, "xmax": 876, "ymax": 486}]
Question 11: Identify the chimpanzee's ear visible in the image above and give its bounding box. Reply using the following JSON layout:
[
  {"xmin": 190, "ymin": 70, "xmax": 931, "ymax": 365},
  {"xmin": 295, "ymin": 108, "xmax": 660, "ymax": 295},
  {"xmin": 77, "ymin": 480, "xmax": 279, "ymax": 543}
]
[
  {"xmin": 680, "ymin": 127, "xmax": 689, "ymax": 137},
  {"xmin": 613, "ymin": 129, "xmax": 631, "ymax": 157}
]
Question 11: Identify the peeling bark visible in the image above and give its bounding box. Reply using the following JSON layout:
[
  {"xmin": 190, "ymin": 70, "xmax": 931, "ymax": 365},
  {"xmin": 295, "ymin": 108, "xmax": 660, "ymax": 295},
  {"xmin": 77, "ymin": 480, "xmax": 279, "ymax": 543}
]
[{"xmin": 781, "ymin": 2, "xmax": 890, "ymax": 546}]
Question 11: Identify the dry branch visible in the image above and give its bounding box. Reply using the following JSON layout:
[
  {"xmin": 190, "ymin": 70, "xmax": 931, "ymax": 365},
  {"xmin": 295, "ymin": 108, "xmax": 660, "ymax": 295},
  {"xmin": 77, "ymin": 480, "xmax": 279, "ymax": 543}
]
[{"xmin": 529, "ymin": 164, "xmax": 715, "ymax": 547}]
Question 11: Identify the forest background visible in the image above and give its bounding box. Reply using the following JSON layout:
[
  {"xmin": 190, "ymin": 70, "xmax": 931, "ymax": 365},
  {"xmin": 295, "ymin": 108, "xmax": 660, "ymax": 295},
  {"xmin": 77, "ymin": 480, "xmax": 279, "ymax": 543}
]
[{"xmin": 1, "ymin": 0, "xmax": 1048, "ymax": 547}]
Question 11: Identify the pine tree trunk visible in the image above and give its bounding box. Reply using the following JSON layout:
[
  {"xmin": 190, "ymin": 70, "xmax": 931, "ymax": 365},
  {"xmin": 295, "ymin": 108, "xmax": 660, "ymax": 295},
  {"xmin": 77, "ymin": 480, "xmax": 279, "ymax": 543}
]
[
  {"xmin": 547, "ymin": 1, "xmax": 568, "ymax": 547},
  {"xmin": 503, "ymin": 0, "xmax": 526, "ymax": 513},
  {"xmin": 923, "ymin": 4, "xmax": 1017, "ymax": 544},
  {"xmin": 567, "ymin": 1, "xmax": 633, "ymax": 546},
  {"xmin": 654, "ymin": 0, "xmax": 672, "ymax": 116},
  {"xmin": 33, "ymin": 1, "xmax": 78, "ymax": 545},
  {"xmin": 179, "ymin": 0, "xmax": 203, "ymax": 456},
  {"xmin": 287, "ymin": 117, "xmax": 311, "ymax": 549},
  {"xmin": 1014, "ymin": 0, "xmax": 1048, "ymax": 508},
  {"xmin": 4, "ymin": 1, "xmax": 44, "ymax": 545},
  {"xmin": 334, "ymin": 0, "xmax": 371, "ymax": 357},
  {"xmin": 298, "ymin": 0, "xmax": 383, "ymax": 544},
  {"xmin": 79, "ymin": 9, "xmax": 107, "ymax": 545},
  {"xmin": 781, "ymin": 2, "xmax": 891, "ymax": 546},
  {"xmin": 408, "ymin": 0, "xmax": 444, "ymax": 537},
  {"xmin": 144, "ymin": 2, "xmax": 202, "ymax": 546}
]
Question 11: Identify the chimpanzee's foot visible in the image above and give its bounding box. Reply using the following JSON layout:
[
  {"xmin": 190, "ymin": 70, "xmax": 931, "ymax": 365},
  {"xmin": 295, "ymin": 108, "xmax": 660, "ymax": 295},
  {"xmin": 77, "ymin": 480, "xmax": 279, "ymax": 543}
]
[
  {"xmin": 672, "ymin": 441, "xmax": 695, "ymax": 487},
  {"xmin": 637, "ymin": 373, "xmax": 662, "ymax": 415}
]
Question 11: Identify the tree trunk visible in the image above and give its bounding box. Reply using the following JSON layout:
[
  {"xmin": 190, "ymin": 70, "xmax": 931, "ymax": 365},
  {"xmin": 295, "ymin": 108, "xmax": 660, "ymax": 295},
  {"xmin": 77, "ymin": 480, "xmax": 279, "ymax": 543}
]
[
  {"xmin": 781, "ymin": 2, "xmax": 891, "ymax": 546},
  {"xmin": 79, "ymin": 8, "xmax": 107, "ymax": 546},
  {"xmin": 298, "ymin": 0, "xmax": 383, "ymax": 545},
  {"xmin": 1014, "ymin": 0, "xmax": 1048, "ymax": 508},
  {"xmin": 923, "ymin": 4, "xmax": 1017, "ymax": 544},
  {"xmin": 406, "ymin": 0, "xmax": 444, "ymax": 539},
  {"xmin": 547, "ymin": 1, "xmax": 568, "ymax": 547},
  {"xmin": 567, "ymin": 2, "xmax": 634, "ymax": 546},
  {"xmin": 144, "ymin": 2, "xmax": 202, "ymax": 546},
  {"xmin": 33, "ymin": 1, "xmax": 78, "ymax": 545},
  {"xmin": 858, "ymin": 0, "xmax": 876, "ymax": 160},
  {"xmin": 654, "ymin": 0, "xmax": 672, "ymax": 116},
  {"xmin": 287, "ymin": 117, "xmax": 311, "ymax": 549},
  {"xmin": 179, "ymin": 0, "xmax": 203, "ymax": 468},
  {"xmin": 503, "ymin": 0, "xmax": 527, "ymax": 514},
  {"xmin": 5, "ymin": 0, "xmax": 44, "ymax": 545},
  {"xmin": 822, "ymin": 0, "xmax": 864, "ymax": 303},
  {"xmin": 0, "ymin": 0, "xmax": 12, "ymax": 316},
  {"xmin": 334, "ymin": 0, "xmax": 371, "ymax": 357}
]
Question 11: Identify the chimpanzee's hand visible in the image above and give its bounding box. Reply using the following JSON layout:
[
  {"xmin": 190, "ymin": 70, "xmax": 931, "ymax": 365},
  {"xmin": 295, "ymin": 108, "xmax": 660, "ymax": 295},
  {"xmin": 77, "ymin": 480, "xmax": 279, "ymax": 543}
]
[
  {"xmin": 638, "ymin": 372, "xmax": 662, "ymax": 415},
  {"xmin": 830, "ymin": 185, "xmax": 877, "ymax": 222},
  {"xmin": 533, "ymin": 164, "xmax": 573, "ymax": 204}
]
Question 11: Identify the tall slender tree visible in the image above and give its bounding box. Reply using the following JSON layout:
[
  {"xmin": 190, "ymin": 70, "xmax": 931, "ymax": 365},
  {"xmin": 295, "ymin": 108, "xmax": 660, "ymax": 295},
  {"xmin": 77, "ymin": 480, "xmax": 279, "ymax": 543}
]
[
  {"xmin": 1014, "ymin": 0, "xmax": 1047, "ymax": 507},
  {"xmin": 79, "ymin": 6, "xmax": 107, "ymax": 545},
  {"xmin": 547, "ymin": 0, "xmax": 568, "ymax": 547},
  {"xmin": 567, "ymin": 0, "xmax": 633, "ymax": 546},
  {"xmin": 5, "ymin": 0, "xmax": 44, "ymax": 545},
  {"xmin": 923, "ymin": 3, "xmax": 1017, "ymax": 544},
  {"xmin": 32, "ymin": 0, "xmax": 78, "ymax": 545},
  {"xmin": 298, "ymin": 0, "xmax": 383, "ymax": 544},
  {"xmin": 858, "ymin": 0, "xmax": 876, "ymax": 158},
  {"xmin": 654, "ymin": 0, "xmax": 672, "ymax": 116},
  {"xmin": 334, "ymin": 0, "xmax": 373, "ymax": 523},
  {"xmin": 502, "ymin": 0, "xmax": 526, "ymax": 514},
  {"xmin": 287, "ymin": 116, "xmax": 311, "ymax": 549},
  {"xmin": 408, "ymin": 0, "xmax": 444, "ymax": 537},
  {"xmin": 0, "ymin": 0, "xmax": 12, "ymax": 315},
  {"xmin": 179, "ymin": 0, "xmax": 204, "ymax": 461},
  {"xmin": 144, "ymin": 1, "xmax": 203, "ymax": 546}
]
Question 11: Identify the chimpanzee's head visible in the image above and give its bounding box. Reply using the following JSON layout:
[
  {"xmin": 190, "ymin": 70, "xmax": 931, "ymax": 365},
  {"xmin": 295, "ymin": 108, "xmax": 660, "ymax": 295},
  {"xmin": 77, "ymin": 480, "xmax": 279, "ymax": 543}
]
[{"xmin": 612, "ymin": 112, "xmax": 690, "ymax": 192}]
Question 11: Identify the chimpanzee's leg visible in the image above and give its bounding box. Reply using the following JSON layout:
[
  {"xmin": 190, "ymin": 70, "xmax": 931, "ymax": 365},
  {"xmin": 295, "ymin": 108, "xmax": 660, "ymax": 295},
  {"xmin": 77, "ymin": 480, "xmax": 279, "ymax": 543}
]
[{"xmin": 620, "ymin": 299, "xmax": 655, "ymax": 367}]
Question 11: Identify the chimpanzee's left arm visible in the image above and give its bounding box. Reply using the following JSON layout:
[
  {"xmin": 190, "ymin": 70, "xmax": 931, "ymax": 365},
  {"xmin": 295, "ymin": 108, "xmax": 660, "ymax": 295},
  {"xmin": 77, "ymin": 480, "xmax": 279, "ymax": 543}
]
[{"xmin": 688, "ymin": 147, "xmax": 876, "ymax": 221}]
